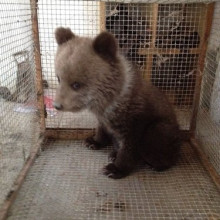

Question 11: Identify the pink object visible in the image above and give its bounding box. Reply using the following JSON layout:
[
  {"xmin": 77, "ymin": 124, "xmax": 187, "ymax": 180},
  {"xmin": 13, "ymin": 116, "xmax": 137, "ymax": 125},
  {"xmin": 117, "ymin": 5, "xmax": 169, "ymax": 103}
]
[
  {"xmin": 44, "ymin": 95, "xmax": 57, "ymax": 117},
  {"xmin": 44, "ymin": 95, "xmax": 54, "ymax": 109}
]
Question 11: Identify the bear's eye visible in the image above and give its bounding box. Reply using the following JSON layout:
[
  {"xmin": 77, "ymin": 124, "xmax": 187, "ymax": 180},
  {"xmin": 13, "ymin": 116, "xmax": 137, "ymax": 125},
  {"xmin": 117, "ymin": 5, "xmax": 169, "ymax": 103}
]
[
  {"xmin": 71, "ymin": 82, "xmax": 81, "ymax": 90},
  {"xmin": 57, "ymin": 76, "xmax": 60, "ymax": 84}
]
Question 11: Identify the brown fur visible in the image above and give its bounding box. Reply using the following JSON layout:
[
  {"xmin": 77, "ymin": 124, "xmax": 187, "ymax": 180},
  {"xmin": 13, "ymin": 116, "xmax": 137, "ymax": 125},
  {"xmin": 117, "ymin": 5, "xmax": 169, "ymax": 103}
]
[{"xmin": 54, "ymin": 27, "xmax": 181, "ymax": 179}]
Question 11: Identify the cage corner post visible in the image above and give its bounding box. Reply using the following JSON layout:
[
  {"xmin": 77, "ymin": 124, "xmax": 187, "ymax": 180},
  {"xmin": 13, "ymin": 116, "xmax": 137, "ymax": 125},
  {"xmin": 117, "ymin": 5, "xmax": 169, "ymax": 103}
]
[
  {"xmin": 190, "ymin": 2, "xmax": 215, "ymax": 135},
  {"xmin": 100, "ymin": 1, "xmax": 106, "ymax": 32},
  {"xmin": 30, "ymin": 0, "xmax": 46, "ymax": 133},
  {"xmin": 144, "ymin": 3, "xmax": 158, "ymax": 81}
]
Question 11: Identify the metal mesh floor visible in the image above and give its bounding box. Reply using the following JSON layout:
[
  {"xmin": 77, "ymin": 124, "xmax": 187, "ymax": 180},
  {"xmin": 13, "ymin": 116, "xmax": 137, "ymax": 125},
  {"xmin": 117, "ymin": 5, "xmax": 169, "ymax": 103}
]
[{"xmin": 7, "ymin": 140, "xmax": 220, "ymax": 220}]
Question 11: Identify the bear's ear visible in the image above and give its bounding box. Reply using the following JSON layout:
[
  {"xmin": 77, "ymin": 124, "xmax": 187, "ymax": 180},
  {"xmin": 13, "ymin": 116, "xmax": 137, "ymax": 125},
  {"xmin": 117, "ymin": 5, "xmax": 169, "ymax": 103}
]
[
  {"xmin": 55, "ymin": 27, "xmax": 75, "ymax": 45},
  {"xmin": 93, "ymin": 32, "xmax": 118, "ymax": 60}
]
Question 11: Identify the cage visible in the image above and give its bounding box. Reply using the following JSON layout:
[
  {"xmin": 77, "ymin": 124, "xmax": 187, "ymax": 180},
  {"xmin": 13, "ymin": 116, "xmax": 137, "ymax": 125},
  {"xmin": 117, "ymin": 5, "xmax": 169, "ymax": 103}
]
[{"xmin": 0, "ymin": 0, "xmax": 219, "ymax": 219}]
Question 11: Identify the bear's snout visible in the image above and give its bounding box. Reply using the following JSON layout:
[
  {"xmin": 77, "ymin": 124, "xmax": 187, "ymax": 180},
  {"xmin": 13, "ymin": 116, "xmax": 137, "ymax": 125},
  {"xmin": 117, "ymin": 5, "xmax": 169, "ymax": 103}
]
[{"xmin": 53, "ymin": 101, "xmax": 63, "ymax": 110}]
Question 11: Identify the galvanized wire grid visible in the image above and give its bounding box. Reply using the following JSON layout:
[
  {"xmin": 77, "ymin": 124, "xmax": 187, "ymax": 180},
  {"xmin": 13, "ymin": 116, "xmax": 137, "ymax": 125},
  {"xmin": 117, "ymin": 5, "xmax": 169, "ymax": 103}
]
[
  {"xmin": 196, "ymin": 1, "xmax": 220, "ymax": 174},
  {"xmin": 8, "ymin": 140, "xmax": 220, "ymax": 220},
  {"xmin": 38, "ymin": 0, "xmax": 208, "ymax": 130},
  {"xmin": 106, "ymin": 3, "xmax": 205, "ymax": 130},
  {"xmin": 152, "ymin": 4, "xmax": 202, "ymax": 105},
  {"xmin": 37, "ymin": 0, "xmax": 100, "ymax": 129},
  {"xmin": 0, "ymin": 0, "xmax": 40, "ymax": 209}
]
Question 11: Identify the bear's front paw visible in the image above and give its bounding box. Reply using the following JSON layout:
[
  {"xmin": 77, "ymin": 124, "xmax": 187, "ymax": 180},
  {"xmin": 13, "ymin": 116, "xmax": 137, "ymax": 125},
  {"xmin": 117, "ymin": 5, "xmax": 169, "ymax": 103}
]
[
  {"xmin": 103, "ymin": 163, "xmax": 127, "ymax": 179},
  {"xmin": 108, "ymin": 150, "xmax": 117, "ymax": 162},
  {"xmin": 84, "ymin": 137, "xmax": 102, "ymax": 150}
]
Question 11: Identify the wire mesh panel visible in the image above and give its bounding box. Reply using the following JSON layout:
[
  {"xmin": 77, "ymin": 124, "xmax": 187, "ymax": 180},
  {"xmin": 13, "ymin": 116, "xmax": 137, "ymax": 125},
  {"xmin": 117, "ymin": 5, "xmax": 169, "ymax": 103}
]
[
  {"xmin": 37, "ymin": 0, "xmax": 100, "ymax": 130},
  {"xmin": 0, "ymin": 0, "xmax": 40, "ymax": 209},
  {"xmin": 196, "ymin": 1, "xmax": 220, "ymax": 174},
  {"xmin": 37, "ymin": 1, "xmax": 211, "ymax": 131},
  {"xmin": 7, "ymin": 140, "xmax": 220, "ymax": 220},
  {"xmin": 105, "ymin": 3, "xmax": 207, "ymax": 130}
]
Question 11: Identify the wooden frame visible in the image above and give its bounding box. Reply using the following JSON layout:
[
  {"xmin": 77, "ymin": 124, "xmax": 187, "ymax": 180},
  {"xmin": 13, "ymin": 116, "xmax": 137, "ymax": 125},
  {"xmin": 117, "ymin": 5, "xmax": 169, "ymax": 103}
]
[
  {"xmin": 32, "ymin": 3, "xmax": 215, "ymax": 138},
  {"xmin": 31, "ymin": 0, "xmax": 46, "ymax": 132},
  {"xmin": 45, "ymin": 128, "xmax": 95, "ymax": 140},
  {"xmin": 145, "ymin": 4, "xmax": 159, "ymax": 81},
  {"xmin": 138, "ymin": 3, "xmax": 215, "ymax": 110},
  {"xmin": 100, "ymin": 2, "xmax": 106, "ymax": 31}
]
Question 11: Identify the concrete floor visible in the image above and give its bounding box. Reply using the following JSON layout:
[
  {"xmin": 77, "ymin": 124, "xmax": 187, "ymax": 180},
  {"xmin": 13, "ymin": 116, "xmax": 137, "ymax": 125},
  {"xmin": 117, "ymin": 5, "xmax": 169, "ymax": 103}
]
[
  {"xmin": 7, "ymin": 140, "xmax": 220, "ymax": 220},
  {"xmin": 0, "ymin": 100, "xmax": 40, "ymax": 209}
]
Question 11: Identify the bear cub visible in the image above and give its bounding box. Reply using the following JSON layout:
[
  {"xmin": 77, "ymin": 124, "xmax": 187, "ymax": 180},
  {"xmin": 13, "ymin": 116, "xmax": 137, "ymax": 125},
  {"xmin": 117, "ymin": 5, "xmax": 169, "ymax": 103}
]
[{"xmin": 53, "ymin": 27, "xmax": 181, "ymax": 179}]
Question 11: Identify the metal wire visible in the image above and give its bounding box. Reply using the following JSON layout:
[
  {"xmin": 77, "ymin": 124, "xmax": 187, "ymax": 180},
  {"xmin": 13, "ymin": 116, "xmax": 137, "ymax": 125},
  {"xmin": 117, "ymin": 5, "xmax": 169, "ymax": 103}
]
[
  {"xmin": 0, "ymin": 0, "xmax": 41, "ymax": 209},
  {"xmin": 38, "ymin": 1, "xmax": 209, "ymax": 130},
  {"xmin": 196, "ymin": 1, "xmax": 220, "ymax": 174},
  {"xmin": 37, "ymin": 0, "xmax": 100, "ymax": 129},
  {"xmin": 7, "ymin": 140, "xmax": 220, "ymax": 219}
]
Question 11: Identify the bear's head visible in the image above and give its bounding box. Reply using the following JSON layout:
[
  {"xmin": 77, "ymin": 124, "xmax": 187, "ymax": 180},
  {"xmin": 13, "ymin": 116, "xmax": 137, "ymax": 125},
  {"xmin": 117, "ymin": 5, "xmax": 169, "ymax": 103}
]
[{"xmin": 53, "ymin": 27, "xmax": 125, "ymax": 115}]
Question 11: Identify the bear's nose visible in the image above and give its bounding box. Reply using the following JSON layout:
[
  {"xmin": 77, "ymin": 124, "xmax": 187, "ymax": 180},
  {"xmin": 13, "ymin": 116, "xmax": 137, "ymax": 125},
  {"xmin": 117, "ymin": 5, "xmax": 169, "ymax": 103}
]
[{"xmin": 53, "ymin": 102, "xmax": 63, "ymax": 110}]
